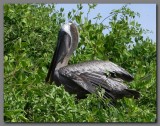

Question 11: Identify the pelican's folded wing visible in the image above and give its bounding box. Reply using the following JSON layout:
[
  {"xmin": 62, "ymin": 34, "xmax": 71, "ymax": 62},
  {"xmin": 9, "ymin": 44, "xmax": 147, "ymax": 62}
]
[{"xmin": 58, "ymin": 61, "xmax": 140, "ymax": 100}]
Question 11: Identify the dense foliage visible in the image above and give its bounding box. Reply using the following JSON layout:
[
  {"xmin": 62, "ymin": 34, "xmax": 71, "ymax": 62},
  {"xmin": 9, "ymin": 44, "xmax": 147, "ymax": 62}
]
[{"xmin": 4, "ymin": 4, "xmax": 156, "ymax": 122}]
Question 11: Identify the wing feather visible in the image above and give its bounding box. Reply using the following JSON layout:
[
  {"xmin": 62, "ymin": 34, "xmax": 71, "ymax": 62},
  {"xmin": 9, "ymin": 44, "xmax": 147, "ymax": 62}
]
[
  {"xmin": 58, "ymin": 60, "xmax": 140, "ymax": 99},
  {"xmin": 59, "ymin": 60, "xmax": 134, "ymax": 82}
]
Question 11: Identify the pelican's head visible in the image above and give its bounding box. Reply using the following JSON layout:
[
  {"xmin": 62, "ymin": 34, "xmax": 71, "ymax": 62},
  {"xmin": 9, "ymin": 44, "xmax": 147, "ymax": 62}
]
[
  {"xmin": 45, "ymin": 22, "xmax": 79, "ymax": 82},
  {"xmin": 55, "ymin": 22, "xmax": 79, "ymax": 63},
  {"xmin": 61, "ymin": 22, "xmax": 79, "ymax": 50},
  {"xmin": 53, "ymin": 22, "xmax": 79, "ymax": 69},
  {"xmin": 61, "ymin": 22, "xmax": 79, "ymax": 42}
]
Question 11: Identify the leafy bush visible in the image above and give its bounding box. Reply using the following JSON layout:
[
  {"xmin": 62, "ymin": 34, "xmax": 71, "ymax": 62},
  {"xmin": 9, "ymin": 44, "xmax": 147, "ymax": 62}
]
[{"xmin": 4, "ymin": 4, "xmax": 156, "ymax": 122}]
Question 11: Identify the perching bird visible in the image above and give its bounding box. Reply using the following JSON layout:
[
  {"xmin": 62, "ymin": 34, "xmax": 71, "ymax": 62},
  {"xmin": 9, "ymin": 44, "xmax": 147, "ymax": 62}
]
[{"xmin": 45, "ymin": 22, "xmax": 140, "ymax": 100}]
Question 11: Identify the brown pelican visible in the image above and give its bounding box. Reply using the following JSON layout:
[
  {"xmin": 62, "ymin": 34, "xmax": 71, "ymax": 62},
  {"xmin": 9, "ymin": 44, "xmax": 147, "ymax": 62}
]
[{"xmin": 45, "ymin": 22, "xmax": 140, "ymax": 100}]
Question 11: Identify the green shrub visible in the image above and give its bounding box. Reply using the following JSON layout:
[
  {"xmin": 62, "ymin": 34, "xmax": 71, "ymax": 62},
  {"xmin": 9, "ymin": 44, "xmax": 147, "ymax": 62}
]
[{"xmin": 4, "ymin": 4, "xmax": 156, "ymax": 122}]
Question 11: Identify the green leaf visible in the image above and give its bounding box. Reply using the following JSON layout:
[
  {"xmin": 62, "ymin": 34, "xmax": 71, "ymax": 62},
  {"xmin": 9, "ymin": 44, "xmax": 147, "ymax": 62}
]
[
  {"xmin": 42, "ymin": 66, "xmax": 47, "ymax": 73},
  {"xmin": 4, "ymin": 55, "xmax": 8, "ymax": 61}
]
